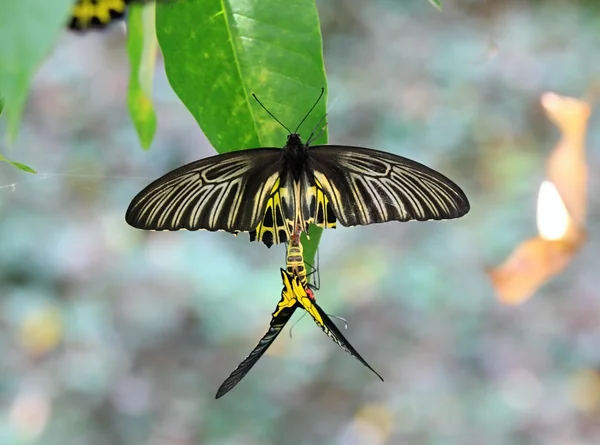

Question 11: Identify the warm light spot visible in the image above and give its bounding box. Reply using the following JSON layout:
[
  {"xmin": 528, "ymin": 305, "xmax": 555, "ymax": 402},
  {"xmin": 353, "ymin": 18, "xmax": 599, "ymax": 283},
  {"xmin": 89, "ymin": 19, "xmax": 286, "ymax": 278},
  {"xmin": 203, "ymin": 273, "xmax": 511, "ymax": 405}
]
[
  {"xmin": 536, "ymin": 180, "xmax": 570, "ymax": 241},
  {"xmin": 488, "ymin": 92, "xmax": 589, "ymax": 305},
  {"xmin": 9, "ymin": 392, "xmax": 51, "ymax": 439},
  {"xmin": 338, "ymin": 403, "xmax": 394, "ymax": 445},
  {"xmin": 540, "ymin": 92, "xmax": 562, "ymax": 113},
  {"xmin": 19, "ymin": 307, "xmax": 63, "ymax": 356},
  {"xmin": 570, "ymin": 369, "xmax": 600, "ymax": 412}
]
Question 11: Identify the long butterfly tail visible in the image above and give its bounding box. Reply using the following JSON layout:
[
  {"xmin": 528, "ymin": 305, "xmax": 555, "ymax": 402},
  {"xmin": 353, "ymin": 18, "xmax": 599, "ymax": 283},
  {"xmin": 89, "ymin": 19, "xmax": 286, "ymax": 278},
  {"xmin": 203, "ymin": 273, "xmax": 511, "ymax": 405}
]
[
  {"xmin": 215, "ymin": 305, "xmax": 297, "ymax": 399},
  {"xmin": 311, "ymin": 302, "xmax": 384, "ymax": 382}
]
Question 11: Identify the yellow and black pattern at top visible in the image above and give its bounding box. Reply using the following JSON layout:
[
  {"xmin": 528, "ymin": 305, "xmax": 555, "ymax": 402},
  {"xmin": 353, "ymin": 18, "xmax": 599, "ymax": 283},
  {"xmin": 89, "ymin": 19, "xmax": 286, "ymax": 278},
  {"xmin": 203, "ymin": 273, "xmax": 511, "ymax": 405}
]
[
  {"xmin": 68, "ymin": 0, "xmax": 160, "ymax": 31},
  {"xmin": 69, "ymin": 0, "xmax": 127, "ymax": 31},
  {"xmin": 249, "ymin": 175, "xmax": 337, "ymax": 247}
]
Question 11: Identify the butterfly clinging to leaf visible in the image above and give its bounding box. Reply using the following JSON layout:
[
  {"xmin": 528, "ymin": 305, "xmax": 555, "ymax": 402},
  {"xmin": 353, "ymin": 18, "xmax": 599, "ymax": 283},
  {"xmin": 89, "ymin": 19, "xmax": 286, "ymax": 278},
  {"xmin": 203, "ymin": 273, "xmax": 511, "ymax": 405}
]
[{"xmin": 125, "ymin": 89, "xmax": 470, "ymax": 247}]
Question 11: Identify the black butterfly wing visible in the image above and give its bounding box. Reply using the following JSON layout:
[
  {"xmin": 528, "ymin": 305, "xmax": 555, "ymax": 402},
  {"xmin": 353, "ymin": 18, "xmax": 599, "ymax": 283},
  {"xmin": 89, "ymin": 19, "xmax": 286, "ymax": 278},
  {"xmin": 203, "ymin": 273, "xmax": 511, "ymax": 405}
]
[
  {"xmin": 307, "ymin": 145, "xmax": 470, "ymax": 227},
  {"xmin": 295, "ymin": 300, "xmax": 381, "ymax": 381},
  {"xmin": 215, "ymin": 304, "xmax": 298, "ymax": 399},
  {"xmin": 313, "ymin": 303, "xmax": 383, "ymax": 381},
  {"xmin": 216, "ymin": 271, "xmax": 301, "ymax": 399},
  {"xmin": 286, "ymin": 271, "xmax": 383, "ymax": 381},
  {"xmin": 126, "ymin": 148, "xmax": 282, "ymax": 234}
]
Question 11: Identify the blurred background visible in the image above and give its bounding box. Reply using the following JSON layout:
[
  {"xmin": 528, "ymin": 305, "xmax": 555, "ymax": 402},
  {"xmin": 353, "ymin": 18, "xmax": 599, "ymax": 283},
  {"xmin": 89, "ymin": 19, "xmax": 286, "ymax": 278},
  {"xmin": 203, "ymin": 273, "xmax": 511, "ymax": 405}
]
[{"xmin": 1, "ymin": 0, "xmax": 600, "ymax": 443}]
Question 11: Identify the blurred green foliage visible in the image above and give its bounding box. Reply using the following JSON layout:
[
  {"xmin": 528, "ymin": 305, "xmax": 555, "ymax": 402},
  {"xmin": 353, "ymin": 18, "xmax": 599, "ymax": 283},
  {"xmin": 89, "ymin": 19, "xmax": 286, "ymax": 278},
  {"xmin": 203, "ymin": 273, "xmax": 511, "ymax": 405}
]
[
  {"xmin": 429, "ymin": 0, "xmax": 443, "ymax": 11},
  {"xmin": 0, "ymin": 154, "xmax": 37, "ymax": 173},
  {"xmin": 126, "ymin": 3, "xmax": 158, "ymax": 149},
  {"xmin": 0, "ymin": 0, "xmax": 73, "ymax": 140}
]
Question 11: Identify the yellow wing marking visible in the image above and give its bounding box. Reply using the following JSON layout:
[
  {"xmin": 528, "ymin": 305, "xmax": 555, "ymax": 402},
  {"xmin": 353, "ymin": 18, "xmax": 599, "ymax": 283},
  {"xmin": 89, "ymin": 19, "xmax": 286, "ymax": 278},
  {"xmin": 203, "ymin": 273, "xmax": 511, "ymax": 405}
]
[
  {"xmin": 305, "ymin": 177, "xmax": 337, "ymax": 229},
  {"xmin": 272, "ymin": 270, "xmax": 298, "ymax": 318},
  {"xmin": 251, "ymin": 178, "xmax": 292, "ymax": 246},
  {"xmin": 288, "ymin": 272, "xmax": 324, "ymax": 326},
  {"xmin": 274, "ymin": 269, "xmax": 322, "ymax": 325},
  {"xmin": 71, "ymin": 0, "xmax": 127, "ymax": 28}
]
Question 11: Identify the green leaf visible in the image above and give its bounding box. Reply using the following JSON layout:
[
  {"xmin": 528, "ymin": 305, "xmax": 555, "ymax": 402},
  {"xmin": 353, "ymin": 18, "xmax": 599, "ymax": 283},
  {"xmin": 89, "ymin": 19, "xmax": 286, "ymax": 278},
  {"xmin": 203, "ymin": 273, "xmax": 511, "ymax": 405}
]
[
  {"xmin": 127, "ymin": 2, "xmax": 158, "ymax": 150},
  {"xmin": 300, "ymin": 227, "xmax": 322, "ymax": 274},
  {"xmin": 429, "ymin": 0, "xmax": 442, "ymax": 11},
  {"xmin": 0, "ymin": 154, "xmax": 37, "ymax": 173},
  {"xmin": 0, "ymin": 0, "xmax": 73, "ymax": 142},
  {"xmin": 156, "ymin": 0, "xmax": 327, "ymax": 265}
]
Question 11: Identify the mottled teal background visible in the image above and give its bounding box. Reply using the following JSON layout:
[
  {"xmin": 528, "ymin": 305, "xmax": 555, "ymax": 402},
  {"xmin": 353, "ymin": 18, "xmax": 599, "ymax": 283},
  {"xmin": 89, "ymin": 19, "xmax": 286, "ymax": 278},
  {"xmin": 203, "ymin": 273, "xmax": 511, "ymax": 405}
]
[{"xmin": 1, "ymin": 0, "xmax": 600, "ymax": 444}]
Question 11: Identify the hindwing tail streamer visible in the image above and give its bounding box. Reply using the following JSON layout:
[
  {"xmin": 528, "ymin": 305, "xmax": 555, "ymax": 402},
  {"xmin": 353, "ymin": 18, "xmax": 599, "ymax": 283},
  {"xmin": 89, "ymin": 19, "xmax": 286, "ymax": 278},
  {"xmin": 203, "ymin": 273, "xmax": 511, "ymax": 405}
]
[
  {"xmin": 215, "ymin": 269, "xmax": 301, "ymax": 399},
  {"xmin": 309, "ymin": 301, "xmax": 384, "ymax": 381},
  {"xmin": 215, "ymin": 305, "xmax": 296, "ymax": 399}
]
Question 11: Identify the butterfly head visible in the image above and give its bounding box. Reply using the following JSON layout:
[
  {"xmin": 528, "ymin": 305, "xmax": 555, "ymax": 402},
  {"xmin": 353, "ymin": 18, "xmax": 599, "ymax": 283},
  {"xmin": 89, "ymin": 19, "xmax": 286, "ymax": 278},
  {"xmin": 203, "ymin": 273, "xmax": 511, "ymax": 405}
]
[{"xmin": 286, "ymin": 133, "xmax": 305, "ymax": 149}]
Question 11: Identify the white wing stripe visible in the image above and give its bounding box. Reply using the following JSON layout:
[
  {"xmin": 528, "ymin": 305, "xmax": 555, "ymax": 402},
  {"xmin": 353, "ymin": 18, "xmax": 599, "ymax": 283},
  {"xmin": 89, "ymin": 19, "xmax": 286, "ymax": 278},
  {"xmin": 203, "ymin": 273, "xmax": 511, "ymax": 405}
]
[
  {"xmin": 126, "ymin": 150, "xmax": 282, "ymax": 233},
  {"xmin": 309, "ymin": 147, "xmax": 468, "ymax": 224}
]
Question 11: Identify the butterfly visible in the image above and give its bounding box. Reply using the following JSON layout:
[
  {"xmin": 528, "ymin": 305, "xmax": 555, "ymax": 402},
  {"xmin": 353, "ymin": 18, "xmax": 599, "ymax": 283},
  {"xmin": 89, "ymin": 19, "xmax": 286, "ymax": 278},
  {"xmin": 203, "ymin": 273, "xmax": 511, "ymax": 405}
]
[
  {"xmin": 68, "ymin": 0, "xmax": 155, "ymax": 31},
  {"xmin": 215, "ymin": 268, "xmax": 383, "ymax": 399},
  {"xmin": 125, "ymin": 89, "xmax": 470, "ymax": 248}
]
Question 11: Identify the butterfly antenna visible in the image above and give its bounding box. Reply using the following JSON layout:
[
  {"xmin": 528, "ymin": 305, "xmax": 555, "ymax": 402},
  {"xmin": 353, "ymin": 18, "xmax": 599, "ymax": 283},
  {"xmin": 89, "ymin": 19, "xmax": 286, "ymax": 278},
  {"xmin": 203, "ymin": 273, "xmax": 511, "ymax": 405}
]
[
  {"xmin": 307, "ymin": 113, "xmax": 328, "ymax": 145},
  {"xmin": 328, "ymin": 314, "xmax": 348, "ymax": 330},
  {"xmin": 305, "ymin": 251, "xmax": 320, "ymax": 291},
  {"xmin": 305, "ymin": 260, "xmax": 316, "ymax": 280},
  {"xmin": 252, "ymin": 93, "xmax": 292, "ymax": 134},
  {"xmin": 295, "ymin": 87, "xmax": 325, "ymax": 134},
  {"xmin": 313, "ymin": 249, "xmax": 321, "ymax": 290},
  {"xmin": 289, "ymin": 312, "xmax": 308, "ymax": 339}
]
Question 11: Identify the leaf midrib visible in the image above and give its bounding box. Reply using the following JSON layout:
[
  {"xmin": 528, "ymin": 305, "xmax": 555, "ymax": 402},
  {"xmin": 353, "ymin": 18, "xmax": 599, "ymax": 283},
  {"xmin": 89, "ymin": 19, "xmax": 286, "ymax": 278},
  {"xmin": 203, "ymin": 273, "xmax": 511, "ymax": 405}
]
[{"xmin": 220, "ymin": 0, "xmax": 260, "ymax": 147}]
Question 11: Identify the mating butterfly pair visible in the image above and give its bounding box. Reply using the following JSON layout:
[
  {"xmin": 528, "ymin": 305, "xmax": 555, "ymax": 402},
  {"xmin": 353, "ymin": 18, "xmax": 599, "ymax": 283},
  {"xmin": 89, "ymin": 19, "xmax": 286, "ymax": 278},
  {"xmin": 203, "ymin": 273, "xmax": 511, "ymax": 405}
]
[{"xmin": 125, "ymin": 90, "xmax": 470, "ymax": 397}]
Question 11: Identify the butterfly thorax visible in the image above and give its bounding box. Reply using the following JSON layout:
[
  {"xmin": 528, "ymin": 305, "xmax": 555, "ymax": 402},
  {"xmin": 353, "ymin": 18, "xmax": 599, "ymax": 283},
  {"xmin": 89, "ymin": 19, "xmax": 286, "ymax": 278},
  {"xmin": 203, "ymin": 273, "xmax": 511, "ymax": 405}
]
[
  {"xmin": 282, "ymin": 133, "xmax": 309, "ymax": 181},
  {"xmin": 278, "ymin": 134, "xmax": 317, "ymax": 235}
]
